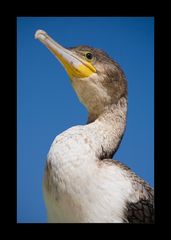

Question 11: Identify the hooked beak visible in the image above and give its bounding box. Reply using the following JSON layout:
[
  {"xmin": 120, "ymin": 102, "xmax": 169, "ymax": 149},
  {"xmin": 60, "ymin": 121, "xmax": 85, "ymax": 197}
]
[{"xmin": 35, "ymin": 29, "xmax": 96, "ymax": 79}]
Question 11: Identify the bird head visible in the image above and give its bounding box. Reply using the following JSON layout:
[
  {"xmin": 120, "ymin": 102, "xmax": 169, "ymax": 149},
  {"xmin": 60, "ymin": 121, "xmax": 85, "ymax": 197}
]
[{"xmin": 35, "ymin": 30, "xmax": 127, "ymax": 119}]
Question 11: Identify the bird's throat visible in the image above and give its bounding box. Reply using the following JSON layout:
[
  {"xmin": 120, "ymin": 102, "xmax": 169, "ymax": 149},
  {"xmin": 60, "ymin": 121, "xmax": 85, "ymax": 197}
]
[{"xmin": 87, "ymin": 97, "xmax": 128, "ymax": 159}]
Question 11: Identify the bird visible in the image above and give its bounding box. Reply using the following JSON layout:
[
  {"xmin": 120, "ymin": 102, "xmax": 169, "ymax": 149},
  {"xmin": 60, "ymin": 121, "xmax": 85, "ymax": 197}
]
[{"xmin": 35, "ymin": 29, "xmax": 154, "ymax": 223}]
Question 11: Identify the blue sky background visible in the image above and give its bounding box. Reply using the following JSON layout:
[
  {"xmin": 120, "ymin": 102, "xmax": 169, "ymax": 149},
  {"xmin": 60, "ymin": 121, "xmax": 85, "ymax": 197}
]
[{"xmin": 17, "ymin": 17, "xmax": 154, "ymax": 223}]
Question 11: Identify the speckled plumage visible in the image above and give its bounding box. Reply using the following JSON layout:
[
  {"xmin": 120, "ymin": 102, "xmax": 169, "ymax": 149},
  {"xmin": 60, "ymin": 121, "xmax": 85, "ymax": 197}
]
[
  {"xmin": 43, "ymin": 96, "xmax": 154, "ymax": 223},
  {"xmin": 103, "ymin": 160, "xmax": 154, "ymax": 223},
  {"xmin": 35, "ymin": 31, "xmax": 154, "ymax": 223}
]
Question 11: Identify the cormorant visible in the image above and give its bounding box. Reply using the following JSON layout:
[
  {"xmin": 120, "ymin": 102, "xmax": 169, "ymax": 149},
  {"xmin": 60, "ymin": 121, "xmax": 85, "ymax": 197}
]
[{"xmin": 35, "ymin": 29, "xmax": 154, "ymax": 223}]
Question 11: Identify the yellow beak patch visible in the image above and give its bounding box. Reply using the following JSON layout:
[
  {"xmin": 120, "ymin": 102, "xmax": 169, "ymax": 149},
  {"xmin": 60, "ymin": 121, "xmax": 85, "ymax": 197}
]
[{"xmin": 35, "ymin": 29, "xmax": 96, "ymax": 79}]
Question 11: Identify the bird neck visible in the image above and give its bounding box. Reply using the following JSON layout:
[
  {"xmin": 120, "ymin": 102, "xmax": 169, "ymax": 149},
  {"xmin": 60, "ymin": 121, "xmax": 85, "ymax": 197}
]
[{"xmin": 87, "ymin": 97, "xmax": 128, "ymax": 159}]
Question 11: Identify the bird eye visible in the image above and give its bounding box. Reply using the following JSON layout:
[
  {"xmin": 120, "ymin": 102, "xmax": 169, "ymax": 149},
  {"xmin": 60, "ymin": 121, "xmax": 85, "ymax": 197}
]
[{"xmin": 85, "ymin": 52, "xmax": 93, "ymax": 60}]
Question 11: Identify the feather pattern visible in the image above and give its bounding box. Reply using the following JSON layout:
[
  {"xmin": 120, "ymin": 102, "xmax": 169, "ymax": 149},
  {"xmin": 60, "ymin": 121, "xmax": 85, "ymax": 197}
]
[
  {"xmin": 43, "ymin": 97, "xmax": 154, "ymax": 223},
  {"xmin": 35, "ymin": 31, "xmax": 154, "ymax": 223}
]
